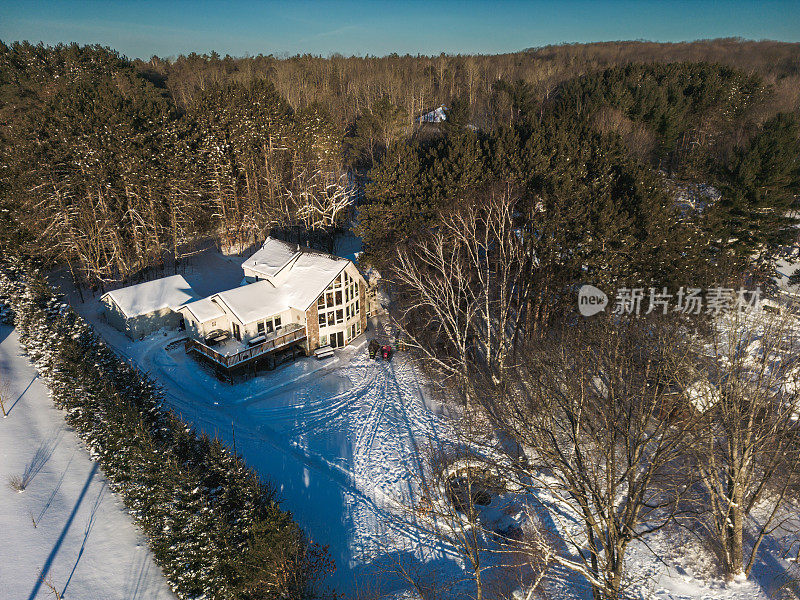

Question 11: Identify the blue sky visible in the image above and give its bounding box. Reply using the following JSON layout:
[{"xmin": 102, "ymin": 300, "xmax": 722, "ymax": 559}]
[{"xmin": 1, "ymin": 0, "xmax": 798, "ymax": 59}]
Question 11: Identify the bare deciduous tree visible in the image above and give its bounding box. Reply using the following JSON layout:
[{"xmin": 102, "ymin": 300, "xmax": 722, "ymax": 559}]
[
  {"xmin": 687, "ymin": 311, "xmax": 800, "ymax": 580},
  {"xmin": 391, "ymin": 186, "xmax": 533, "ymax": 401},
  {"xmin": 478, "ymin": 316, "xmax": 698, "ymax": 600}
]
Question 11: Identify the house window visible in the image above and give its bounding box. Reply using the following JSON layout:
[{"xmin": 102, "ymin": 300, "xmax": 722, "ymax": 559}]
[
  {"xmin": 274, "ymin": 316, "xmax": 282, "ymax": 329},
  {"xmin": 318, "ymin": 296, "xmax": 325, "ymax": 309},
  {"xmin": 232, "ymin": 323, "xmax": 241, "ymax": 341},
  {"xmin": 321, "ymin": 335, "xmax": 328, "ymax": 346},
  {"xmin": 318, "ymin": 312, "xmax": 326, "ymax": 326},
  {"xmin": 355, "ymin": 300, "xmax": 359, "ymax": 313},
  {"xmin": 327, "ymin": 312, "xmax": 335, "ymax": 326},
  {"xmin": 356, "ymin": 321, "xmax": 361, "ymax": 335},
  {"xmin": 266, "ymin": 320, "xmax": 274, "ymax": 334},
  {"xmin": 336, "ymin": 309, "xmax": 343, "ymax": 324},
  {"xmin": 257, "ymin": 321, "xmax": 265, "ymax": 334},
  {"xmin": 335, "ymin": 290, "xmax": 342, "ymax": 305},
  {"xmin": 211, "ymin": 321, "xmax": 216, "ymax": 327},
  {"xmin": 326, "ymin": 292, "xmax": 334, "ymax": 306}
]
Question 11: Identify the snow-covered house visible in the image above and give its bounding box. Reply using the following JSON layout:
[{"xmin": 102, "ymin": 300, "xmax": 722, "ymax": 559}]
[
  {"xmin": 178, "ymin": 238, "xmax": 368, "ymax": 373},
  {"xmin": 415, "ymin": 105, "xmax": 447, "ymax": 124},
  {"xmin": 100, "ymin": 274, "xmax": 200, "ymax": 339}
]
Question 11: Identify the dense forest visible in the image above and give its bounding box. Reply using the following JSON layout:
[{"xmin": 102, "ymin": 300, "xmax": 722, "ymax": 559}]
[{"xmin": 1, "ymin": 38, "xmax": 799, "ymax": 300}]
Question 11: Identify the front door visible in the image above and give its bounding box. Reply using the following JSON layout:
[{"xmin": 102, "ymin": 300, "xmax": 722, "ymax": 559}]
[
  {"xmin": 232, "ymin": 323, "xmax": 241, "ymax": 341},
  {"xmin": 330, "ymin": 331, "xmax": 344, "ymax": 348}
]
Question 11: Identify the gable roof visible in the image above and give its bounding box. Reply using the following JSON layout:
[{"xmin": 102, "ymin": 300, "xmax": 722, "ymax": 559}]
[
  {"xmin": 415, "ymin": 105, "xmax": 447, "ymax": 123},
  {"xmin": 101, "ymin": 275, "xmax": 199, "ymax": 318},
  {"xmin": 241, "ymin": 236, "xmax": 301, "ymax": 278},
  {"xmin": 215, "ymin": 250, "xmax": 352, "ymax": 324},
  {"xmin": 180, "ymin": 297, "xmax": 226, "ymax": 323}
]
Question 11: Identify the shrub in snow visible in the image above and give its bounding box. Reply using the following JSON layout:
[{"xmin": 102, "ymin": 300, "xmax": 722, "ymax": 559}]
[{"xmin": 0, "ymin": 258, "xmax": 332, "ymax": 599}]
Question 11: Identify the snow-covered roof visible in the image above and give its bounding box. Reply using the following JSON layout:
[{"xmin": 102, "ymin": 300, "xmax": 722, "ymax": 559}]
[
  {"xmin": 241, "ymin": 237, "xmax": 300, "ymax": 278},
  {"xmin": 684, "ymin": 379, "xmax": 721, "ymax": 413},
  {"xmin": 214, "ymin": 250, "xmax": 350, "ymax": 324},
  {"xmin": 101, "ymin": 275, "xmax": 199, "ymax": 318},
  {"xmin": 180, "ymin": 297, "xmax": 225, "ymax": 323},
  {"xmin": 416, "ymin": 105, "xmax": 447, "ymax": 123}
]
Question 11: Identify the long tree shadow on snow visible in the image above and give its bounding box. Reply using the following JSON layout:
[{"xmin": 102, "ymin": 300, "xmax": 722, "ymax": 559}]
[{"xmin": 28, "ymin": 462, "xmax": 99, "ymax": 600}]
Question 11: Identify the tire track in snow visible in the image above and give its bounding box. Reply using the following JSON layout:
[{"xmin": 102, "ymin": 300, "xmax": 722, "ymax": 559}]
[{"xmin": 111, "ymin": 328, "xmax": 464, "ymax": 568}]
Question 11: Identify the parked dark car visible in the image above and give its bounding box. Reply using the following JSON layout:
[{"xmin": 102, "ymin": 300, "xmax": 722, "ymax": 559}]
[{"xmin": 368, "ymin": 339, "xmax": 380, "ymax": 359}]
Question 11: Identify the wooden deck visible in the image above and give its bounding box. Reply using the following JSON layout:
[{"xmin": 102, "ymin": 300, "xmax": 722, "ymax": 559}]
[{"xmin": 186, "ymin": 324, "xmax": 307, "ymax": 369}]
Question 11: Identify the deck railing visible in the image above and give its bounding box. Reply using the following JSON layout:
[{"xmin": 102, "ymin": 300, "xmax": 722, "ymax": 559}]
[{"xmin": 185, "ymin": 323, "xmax": 307, "ymax": 369}]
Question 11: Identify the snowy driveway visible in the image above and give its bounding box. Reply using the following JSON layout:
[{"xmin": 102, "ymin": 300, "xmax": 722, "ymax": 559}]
[{"xmin": 97, "ymin": 318, "xmax": 458, "ymax": 594}]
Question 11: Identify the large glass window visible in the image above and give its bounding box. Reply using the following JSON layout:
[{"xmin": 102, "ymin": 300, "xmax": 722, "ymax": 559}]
[
  {"xmin": 336, "ymin": 309, "xmax": 343, "ymax": 324},
  {"xmin": 274, "ymin": 316, "xmax": 282, "ymax": 329},
  {"xmin": 318, "ymin": 312, "xmax": 326, "ymax": 326}
]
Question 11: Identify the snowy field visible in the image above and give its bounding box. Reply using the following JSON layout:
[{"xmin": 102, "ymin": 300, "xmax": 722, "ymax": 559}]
[{"xmin": 0, "ymin": 325, "xmax": 174, "ymax": 600}]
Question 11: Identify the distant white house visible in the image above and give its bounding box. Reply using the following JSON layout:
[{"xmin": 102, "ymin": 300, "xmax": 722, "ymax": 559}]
[
  {"xmin": 415, "ymin": 105, "xmax": 447, "ymax": 124},
  {"xmin": 100, "ymin": 274, "xmax": 200, "ymax": 339}
]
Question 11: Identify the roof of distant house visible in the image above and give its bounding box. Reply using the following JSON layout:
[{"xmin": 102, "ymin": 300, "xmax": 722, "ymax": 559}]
[
  {"xmin": 101, "ymin": 274, "xmax": 199, "ymax": 318},
  {"xmin": 415, "ymin": 105, "xmax": 447, "ymax": 123},
  {"xmin": 215, "ymin": 249, "xmax": 350, "ymax": 324},
  {"xmin": 242, "ymin": 236, "xmax": 301, "ymax": 278}
]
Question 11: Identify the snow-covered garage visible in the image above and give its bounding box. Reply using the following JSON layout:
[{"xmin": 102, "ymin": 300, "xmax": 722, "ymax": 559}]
[{"xmin": 100, "ymin": 274, "xmax": 199, "ymax": 339}]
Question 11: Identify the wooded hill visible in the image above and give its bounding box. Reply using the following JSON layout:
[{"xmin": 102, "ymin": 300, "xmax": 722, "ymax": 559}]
[{"xmin": 0, "ymin": 39, "xmax": 798, "ymax": 292}]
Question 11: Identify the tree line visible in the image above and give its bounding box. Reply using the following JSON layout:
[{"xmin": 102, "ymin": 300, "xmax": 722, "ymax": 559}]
[
  {"xmin": 1, "ymin": 39, "xmax": 799, "ymax": 290},
  {"xmin": 0, "ymin": 42, "xmax": 352, "ymax": 288}
]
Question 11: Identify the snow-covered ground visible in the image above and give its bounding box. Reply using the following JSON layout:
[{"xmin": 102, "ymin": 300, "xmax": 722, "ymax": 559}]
[
  {"xmin": 0, "ymin": 325, "xmax": 174, "ymax": 600},
  {"xmin": 80, "ymin": 312, "xmax": 458, "ymax": 594},
  {"xmin": 50, "ymin": 249, "xmax": 800, "ymax": 599}
]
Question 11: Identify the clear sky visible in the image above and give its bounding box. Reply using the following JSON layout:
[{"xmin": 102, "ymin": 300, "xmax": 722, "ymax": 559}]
[{"xmin": 1, "ymin": 0, "xmax": 798, "ymax": 59}]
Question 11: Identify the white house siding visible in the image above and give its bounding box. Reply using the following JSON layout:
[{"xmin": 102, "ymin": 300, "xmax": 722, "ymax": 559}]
[
  {"xmin": 182, "ymin": 312, "xmax": 229, "ymax": 341},
  {"xmin": 103, "ymin": 298, "xmax": 182, "ymax": 340},
  {"xmin": 101, "ymin": 296, "xmax": 129, "ymax": 334},
  {"xmin": 239, "ymin": 308, "xmax": 294, "ymax": 343}
]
